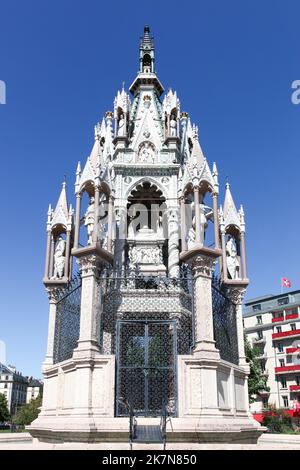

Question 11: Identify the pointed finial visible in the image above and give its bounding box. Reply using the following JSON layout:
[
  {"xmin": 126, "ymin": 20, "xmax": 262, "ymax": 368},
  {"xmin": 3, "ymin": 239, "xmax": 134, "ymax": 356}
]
[
  {"xmin": 122, "ymin": 81, "xmax": 125, "ymax": 91},
  {"xmin": 76, "ymin": 161, "xmax": 81, "ymax": 175}
]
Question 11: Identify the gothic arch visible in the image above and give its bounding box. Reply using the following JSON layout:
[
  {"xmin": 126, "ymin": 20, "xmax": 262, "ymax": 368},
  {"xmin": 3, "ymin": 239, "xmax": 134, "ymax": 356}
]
[{"xmin": 125, "ymin": 177, "xmax": 167, "ymax": 202}]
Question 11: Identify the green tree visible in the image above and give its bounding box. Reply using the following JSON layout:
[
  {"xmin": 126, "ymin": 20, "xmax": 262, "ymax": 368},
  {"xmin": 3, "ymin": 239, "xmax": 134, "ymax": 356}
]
[
  {"xmin": 12, "ymin": 395, "xmax": 42, "ymax": 426},
  {"xmin": 244, "ymin": 336, "xmax": 270, "ymax": 403},
  {"xmin": 0, "ymin": 393, "xmax": 10, "ymax": 421}
]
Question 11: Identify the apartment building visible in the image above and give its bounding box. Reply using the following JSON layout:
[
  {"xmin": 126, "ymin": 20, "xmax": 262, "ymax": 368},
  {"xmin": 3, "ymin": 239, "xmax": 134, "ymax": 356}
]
[{"xmin": 244, "ymin": 290, "xmax": 300, "ymax": 412}]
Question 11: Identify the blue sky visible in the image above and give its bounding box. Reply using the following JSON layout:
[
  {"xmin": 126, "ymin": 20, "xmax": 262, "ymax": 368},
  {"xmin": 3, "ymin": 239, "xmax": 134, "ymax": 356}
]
[{"xmin": 0, "ymin": 0, "xmax": 299, "ymax": 377}]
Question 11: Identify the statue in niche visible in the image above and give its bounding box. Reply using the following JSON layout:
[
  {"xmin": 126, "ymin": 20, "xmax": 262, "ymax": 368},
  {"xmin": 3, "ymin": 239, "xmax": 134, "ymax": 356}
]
[
  {"xmin": 169, "ymin": 115, "xmax": 177, "ymax": 137},
  {"xmin": 199, "ymin": 204, "xmax": 213, "ymax": 244},
  {"xmin": 187, "ymin": 216, "xmax": 196, "ymax": 249},
  {"xmin": 128, "ymin": 211, "xmax": 140, "ymax": 238},
  {"xmin": 156, "ymin": 212, "xmax": 164, "ymax": 237},
  {"xmin": 117, "ymin": 113, "xmax": 125, "ymax": 136},
  {"xmin": 52, "ymin": 236, "xmax": 66, "ymax": 279},
  {"xmin": 226, "ymin": 236, "xmax": 240, "ymax": 279},
  {"xmin": 84, "ymin": 197, "xmax": 95, "ymax": 245}
]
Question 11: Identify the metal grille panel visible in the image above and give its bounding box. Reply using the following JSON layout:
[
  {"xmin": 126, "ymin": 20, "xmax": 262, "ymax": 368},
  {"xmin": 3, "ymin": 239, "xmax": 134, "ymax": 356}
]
[
  {"xmin": 116, "ymin": 320, "xmax": 177, "ymax": 417},
  {"xmin": 53, "ymin": 276, "xmax": 81, "ymax": 364}
]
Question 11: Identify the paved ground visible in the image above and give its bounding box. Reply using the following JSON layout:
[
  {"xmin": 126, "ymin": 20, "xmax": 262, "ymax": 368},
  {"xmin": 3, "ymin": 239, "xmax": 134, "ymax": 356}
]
[{"xmin": 1, "ymin": 435, "xmax": 300, "ymax": 450}]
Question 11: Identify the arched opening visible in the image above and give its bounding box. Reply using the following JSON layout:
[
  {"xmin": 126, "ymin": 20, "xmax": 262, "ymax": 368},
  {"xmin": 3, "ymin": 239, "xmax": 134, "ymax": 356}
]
[
  {"xmin": 125, "ymin": 181, "xmax": 168, "ymax": 274},
  {"xmin": 142, "ymin": 53, "xmax": 152, "ymax": 72}
]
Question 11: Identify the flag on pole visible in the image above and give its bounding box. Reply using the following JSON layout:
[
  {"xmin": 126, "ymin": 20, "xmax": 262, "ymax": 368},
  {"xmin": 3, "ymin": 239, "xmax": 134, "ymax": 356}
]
[{"xmin": 281, "ymin": 277, "xmax": 292, "ymax": 288}]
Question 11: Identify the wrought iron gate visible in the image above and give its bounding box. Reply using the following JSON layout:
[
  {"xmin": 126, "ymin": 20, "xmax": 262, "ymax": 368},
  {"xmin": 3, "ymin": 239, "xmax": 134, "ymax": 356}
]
[{"xmin": 116, "ymin": 320, "xmax": 177, "ymax": 417}]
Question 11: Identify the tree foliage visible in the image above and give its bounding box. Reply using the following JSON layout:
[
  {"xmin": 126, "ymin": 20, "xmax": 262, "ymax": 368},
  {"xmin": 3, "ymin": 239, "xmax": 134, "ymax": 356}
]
[
  {"xmin": 0, "ymin": 393, "xmax": 10, "ymax": 422},
  {"xmin": 12, "ymin": 395, "xmax": 42, "ymax": 426},
  {"xmin": 244, "ymin": 336, "xmax": 270, "ymax": 403}
]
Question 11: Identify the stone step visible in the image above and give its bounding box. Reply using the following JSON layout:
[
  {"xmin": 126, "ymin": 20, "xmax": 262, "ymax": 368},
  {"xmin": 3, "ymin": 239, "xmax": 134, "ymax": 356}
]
[{"xmin": 132, "ymin": 424, "xmax": 163, "ymax": 443}]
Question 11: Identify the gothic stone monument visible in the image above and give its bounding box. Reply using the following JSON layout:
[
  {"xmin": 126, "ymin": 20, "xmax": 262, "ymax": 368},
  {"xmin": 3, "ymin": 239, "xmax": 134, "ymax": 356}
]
[{"xmin": 29, "ymin": 26, "xmax": 262, "ymax": 443}]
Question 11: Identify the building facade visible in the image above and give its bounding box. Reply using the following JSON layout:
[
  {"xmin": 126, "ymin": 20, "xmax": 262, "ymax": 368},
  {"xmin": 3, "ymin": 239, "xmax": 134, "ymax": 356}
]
[
  {"xmin": 0, "ymin": 364, "xmax": 28, "ymax": 415},
  {"xmin": 29, "ymin": 26, "xmax": 262, "ymax": 443},
  {"xmin": 244, "ymin": 291, "xmax": 300, "ymax": 412},
  {"xmin": 26, "ymin": 378, "xmax": 43, "ymax": 404}
]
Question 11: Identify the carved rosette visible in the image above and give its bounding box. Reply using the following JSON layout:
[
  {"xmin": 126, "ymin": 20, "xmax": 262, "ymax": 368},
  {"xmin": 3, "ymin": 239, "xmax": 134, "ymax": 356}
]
[
  {"xmin": 225, "ymin": 286, "xmax": 247, "ymax": 305},
  {"xmin": 190, "ymin": 254, "xmax": 216, "ymax": 280}
]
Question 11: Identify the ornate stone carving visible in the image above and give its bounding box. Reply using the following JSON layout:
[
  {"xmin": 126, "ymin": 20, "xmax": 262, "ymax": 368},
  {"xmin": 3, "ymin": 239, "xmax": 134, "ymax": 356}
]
[
  {"xmin": 138, "ymin": 141, "xmax": 156, "ymax": 163},
  {"xmin": 129, "ymin": 245, "xmax": 163, "ymax": 265},
  {"xmin": 77, "ymin": 255, "xmax": 104, "ymax": 278},
  {"xmin": 52, "ymin": 237, "xmax": 66, "ymax": 279},
  {"xmin": 225, "ymin": 286, "xmax": 246, "ymax": 305},
  {"xmin": 191, "ymin": 254, "xmax": 216, "ymax": 279},
  {"xmin": 84, "ymin": 197, "xmax": 95, "ymax": 245},
  {"xmin": 226, "ymin": 236, "xmax": 240, "ymax": 280}
]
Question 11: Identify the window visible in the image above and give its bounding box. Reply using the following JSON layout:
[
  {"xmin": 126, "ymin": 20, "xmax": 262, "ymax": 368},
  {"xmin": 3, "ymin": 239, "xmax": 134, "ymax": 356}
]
[
  {"xmin": 291, "ymin": 324, "xmax": 296, "ymax": 331},
  {"xmin": 262, "ymin": 397, "xmax": 268, "ymax": 408},
  {"xmin": 257, "ymin": 330, "xmax": 263, "ymax": 340},
  {"xmin": 282, "ymin": 396, "xmax": 289, "ymax": 408},
  {"xmin": 5, "ymin": 375, "xmax": 8, "ymax": 380},
  {"xmin": 253, "ymin": 304, "xmax": 261, "ymax": 312},
  {"xmin": 278, "ymin": 343, "xmax": 284, "ymax": 353},
  {"xmin": 256, "ymin": 315, "xmax": 262, "ymax": 325},
  {"xmin": 261, "ymin": 362, "xmax": 266, "ymax": 372},
  {"xmin": 296, "ymin": 376, "xmax": 300, "ymax": 386},
  {"xmin": 278, "ymin": 297, "xmax": 289, "ymax": 306},
  {"xmin": 280, "ymin": 378, "xmax": 287, "ymax": 389},
  {"xmin": 276, "ymin": 326, "xmax": 282, "ymax": 333},
  {"xmin": 4, "ymin": 384, "xmax": 7, "ymax": 389},
  {"xmin": 279, "ymin": 359, "xmax": 285, "ymax": 367}
]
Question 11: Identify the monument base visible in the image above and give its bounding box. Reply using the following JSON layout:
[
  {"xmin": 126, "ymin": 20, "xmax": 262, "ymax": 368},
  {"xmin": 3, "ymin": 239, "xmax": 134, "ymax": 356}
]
[{"xmin": 28, "ymin": 354, "xmax": 264, "ymax": 444}]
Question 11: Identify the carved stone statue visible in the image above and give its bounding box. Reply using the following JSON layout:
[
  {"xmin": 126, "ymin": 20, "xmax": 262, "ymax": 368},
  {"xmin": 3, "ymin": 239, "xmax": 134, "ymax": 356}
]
[
  {"xmin": 226, "ymin": 236, "xmax": 240, "ymax": 279},
  {"xmin": 84, "ymin": 197, "xmax": 95, "ymax": 245},
  {"xmin": 169, "ymin": 115, "xmax": 177, "ymax": 137},
  {"xmin": 156, "ymin": 212, "xmax": 164, "ymax": 237},
  {"xmin": 52, "ymin": 236, "xmax": 66, "ymax": 279},
  {"xmin": 187, "ymin": 216, "xmax": 196, "ymax": 249},
  {"xmin": 117, "ymin": 114, "xmax": 125, "ymax": 136}
]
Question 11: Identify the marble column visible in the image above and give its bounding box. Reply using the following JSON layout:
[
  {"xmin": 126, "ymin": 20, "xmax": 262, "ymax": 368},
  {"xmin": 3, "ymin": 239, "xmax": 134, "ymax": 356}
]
[
  {"xmin": 194, "ymin": 187, "xmax": 201, "ymax": 243},
  {"xmin": 240, "ymin": 232, "xmax": 247, "ymax": 279},
  {"xmin": 92, "ymin": 186, "xmax": 100, "ymax": 243},
  {"xmin": 74, "ymin": 193, "xmax": 82, "ymax": 249},
  {"xmin": 107, "ymin": 195, "xmax": 114, "ymax": 253},
  {"xmin": 64, "ymin": 230, "xmax": 71, "ymax": 280},
  {"xmin": 44, "ymin": 230, "xmax": 51, "ymax": 279},
  {"xmin": 221, "ymin": 230, "xmax": 228, "ymax": 281},
  {"xmin": 168, "ymin": 208, "xmax": 180, "ymax": 277},
  {"xmin": 191, "ymin": 253, "xmax": 219, "ymax": 359},
  {"xmin": 180, "ymin": 197, "xmax": 187, "ymax": 251},
  {"xmin": 49, "ymin": 235, "xmax": 55, "ymax": 279},
  {"xmin": 44, "ymin": 287, "xmax": 59, "ymax": 366},
  {"xmin": 73, "ymin": 255, "xmax": 103, "ymax": 358},
  {"xmin": 212, "ymin": 193, "xmax": 220, "ymax": 249}
]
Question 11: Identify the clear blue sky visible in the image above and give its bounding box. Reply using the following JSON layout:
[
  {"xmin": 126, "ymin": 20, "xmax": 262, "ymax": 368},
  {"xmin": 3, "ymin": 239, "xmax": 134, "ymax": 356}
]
[{"xmin": 0, "ymin": 0, "xmax": 299, "ymax": 378}]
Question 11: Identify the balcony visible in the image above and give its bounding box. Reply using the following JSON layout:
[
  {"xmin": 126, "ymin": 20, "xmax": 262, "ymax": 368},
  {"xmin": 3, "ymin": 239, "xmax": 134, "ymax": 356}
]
[
  {"xmin": 272, "ymin": 329, "xmax": 300, "ymax": 340},
  {"xmin": 275, "ymin": 365, "xmax": 300, "ymax": 374},
  {"xmin": 272, "ymin": 316, "xmax": 284, "ymax": 323},
  {"xmin": 290, "ymin": 385, "xmax": 300, "ymax": 392},
  {"xmin": 252, "ymin": 336, "xmax": 266, "ymax": 344},
  {"xmin": 286, "ymin": 313, "xmax": 299, "ymax": 320},
  {"xmin": 286, "ymin": 347, "xmax": 300, "ymax": 355}
]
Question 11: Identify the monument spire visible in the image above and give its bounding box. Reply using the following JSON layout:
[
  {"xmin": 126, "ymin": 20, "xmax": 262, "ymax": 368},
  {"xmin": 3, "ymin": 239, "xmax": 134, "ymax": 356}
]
[{"xmin": 140, "ymin": 25, "xmax": 155, "ymax": 73}]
